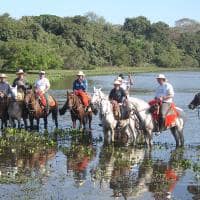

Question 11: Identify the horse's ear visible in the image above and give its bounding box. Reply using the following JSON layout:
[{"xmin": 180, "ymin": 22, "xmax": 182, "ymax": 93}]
[
  {"xmin": 66, "ymin": 90, "xmax": 69, "ymax": 95},
  {"xmin": 99, "ymin": 88, "xmax": 102, "ymax": 91},
  {"xmin": 93, "ymin": 86, "xmax": 96, "ymax": 92}
]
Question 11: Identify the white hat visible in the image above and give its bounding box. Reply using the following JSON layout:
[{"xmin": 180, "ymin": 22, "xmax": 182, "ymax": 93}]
[
  {"xmin": 39, "ymin": 70, "xmax": 46, "ymax": 74},
  {"xmin": 117, "ymin": 77, "xmax": 123, "ymax": 82},
  {"xmin": 77, "ymin": 71, "xmax": 85, "ymax": 76},
  {"xmin": 0, "ymin": 73, "xmax": 7, "ymax": 78},
  {"xmin": 156, "ymin": 74, "xmax": 166, "ymax": 79},
  {"xmin": 16, "ymin": 69, "xmax": 25, "ymax": 74},
  {"xmin": 114, "ymin": 79, "xmax": 121, "ymax": 85}
]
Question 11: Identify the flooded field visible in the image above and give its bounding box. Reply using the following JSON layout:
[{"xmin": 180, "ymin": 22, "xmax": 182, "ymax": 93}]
[{"xmin": 0, "ymin": 72, "xmax": 200, "ymax": 200}]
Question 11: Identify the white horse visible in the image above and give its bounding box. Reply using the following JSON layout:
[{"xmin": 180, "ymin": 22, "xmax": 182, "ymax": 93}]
[
  {"xmin": 92, "ymin": 87, "xmax": 136, "ymax": 144},
  {"xmin": 128, "ymin": 97, "xmax": 185, "ymax": 148}
]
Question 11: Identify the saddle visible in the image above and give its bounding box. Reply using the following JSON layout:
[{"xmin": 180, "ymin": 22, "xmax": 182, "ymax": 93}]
[
  {"xmin": 149, "ymin": 99, "xmax": 179, "ymax": 129},
  {"xmin": 112, "ymin": 100, "xmax": 130, "ymax": 120}
]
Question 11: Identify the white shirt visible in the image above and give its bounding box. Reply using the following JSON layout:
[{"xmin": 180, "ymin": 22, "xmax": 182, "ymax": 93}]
[
  {"xmin": 35, "ymin": 78, "xmax": 50, "ymax": 93},
  {"xmin": 155, "ymin": 82, "xmax": 174, "ymax": 103}
]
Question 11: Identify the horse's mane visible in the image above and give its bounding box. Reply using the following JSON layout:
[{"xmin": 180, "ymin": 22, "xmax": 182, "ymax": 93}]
[{"xmin": 128, "ymin": 97, "xmax": 150, "ymax": 111}]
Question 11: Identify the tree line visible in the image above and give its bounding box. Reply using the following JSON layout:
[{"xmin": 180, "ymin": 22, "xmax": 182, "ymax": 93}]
[{"xmin": 0, "ymin": 12, "xmax": 199, "ymax": 70}]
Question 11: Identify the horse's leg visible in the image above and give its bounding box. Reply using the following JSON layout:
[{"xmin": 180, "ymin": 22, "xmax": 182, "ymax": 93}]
[
  {"xmin": 52, "ymin": 108, "xmax": 58, "ymax": 128},
  {"xmin": 29, "ymin": 116, "xmax": 34, "ymax": 130},
  {"xmin": 170, "ymin": 127, "xmax": 179, "ymax": 147},
  {"xmin": 88, "ymin": 113, "xmax": 92, "ymax": 130},
  {"xmin": 144, "ymin": 130, "xmax": 153, "ymax": 149},
  {"xmin": 17, "ymin": 119, "xmax": 21, "ymax": 129},
  {"xmin": 36, "ymin": 118, "xmax": 40, "ymax": 131},
  {"xmin": 23, "ymin": 118, "xmax": 28, "ymax": 130},
  {"xmin": 44, "ymin": 117, "xmax": 47, "ymax": 130}
]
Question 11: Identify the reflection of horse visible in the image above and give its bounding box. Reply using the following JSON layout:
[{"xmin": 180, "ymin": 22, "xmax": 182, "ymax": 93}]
[
  {"xmin": 8, "ymin": 86, "xmax": 28, "ymax": 129},
  {"xmin": 91, "ymin": 145, "xmax": 147, "ymax": 199},
  {"xmin": 0, "ymin": 91, "xmax": 8, "ymax": 129},
  {"xmin": 128, "ymin": 97, "xmax": 185, "ymax": 148},
  {"xmin": 60, "ymin": 91, "xmax": 93, "ymax": 129},
  {"xmin": 24, "ymin": 89, "xmax": 58, "ymax": 131},
  {"xmin": 188, "ymin": 92, "xmax": 200, "ymax": 110},
  {"xmin": 149, "ymin": 149, "xmax": 185, "ymax": 200},
  {"xmin": 65, "ymin": 143, "xmax": 95, "ymax": 187},
  {"xmin": 91, "ymin": 88, "xmax": 136, "ymax": 144}
]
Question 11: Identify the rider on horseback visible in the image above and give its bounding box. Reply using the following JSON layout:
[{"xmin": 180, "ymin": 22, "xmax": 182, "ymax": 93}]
[
  {"xmin": 12, "ymin": 69, "xmax": 30, "ymax": 100},
  {"xmin": 73, "ymin": 71, "xmax": 96, "ymax": 113},
  {"xmin": 0, "ymin": 73, "xmax": 11, "ymax": 98},
  {"xmin": 117, "ymin": 73, "xmax": 133, "ymax": 94},
  {"xmin": 34, "ymin": 71, "xmax": 50, "ymax": 113},
  {"xmin": 155, "ymin": 74, "xmax": 175, "ymax": 132},
  {"xmin": 109, "ymin": 79, "xmax": 128, "ymax": 128}
]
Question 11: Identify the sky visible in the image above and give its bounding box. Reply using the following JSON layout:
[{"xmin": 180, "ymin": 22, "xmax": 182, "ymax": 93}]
[{"xmin": 0, "ymin": 0, "xmax": 199, "ymax": 26}]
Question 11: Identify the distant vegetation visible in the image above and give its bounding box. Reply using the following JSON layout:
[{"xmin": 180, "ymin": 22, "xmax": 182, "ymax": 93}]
[{"xmin": 0, "ymin": 12, "xmax": 199, "ymax": 70}]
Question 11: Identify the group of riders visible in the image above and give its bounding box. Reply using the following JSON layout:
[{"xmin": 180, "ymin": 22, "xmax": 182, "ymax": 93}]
[{"xmin": 0, "ymin": 68, "xmax": 176, "ymax": 132}]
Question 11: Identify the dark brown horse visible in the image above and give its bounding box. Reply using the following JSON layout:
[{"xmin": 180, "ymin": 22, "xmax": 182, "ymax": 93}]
[
  {"xmin": 24, "ymin": 89, "xmax": 58, "ymax": 131},
  {"xmin": 60, "ymin": 91, "xmax": 92, "ymax": 130},
  {"xmin": 0, "ymin": 92, "xmax": 8, "ymax": 129}
]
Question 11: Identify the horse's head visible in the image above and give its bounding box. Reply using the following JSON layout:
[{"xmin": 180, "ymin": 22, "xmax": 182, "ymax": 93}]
[
  {"xmin": 10, "ymin": 85, "xmax": 18, "ymax": 100},
  {"xmin": 24, "ymin": 89, "xmax": 33, "ymax": 106},
  {"xmin": 188, "ymin": 93, "xmax": 200, "ymax": 110},
  {"xmin": 67, "ymin": 91, "xmax": 77, "ymax": 110},
  {"xmin": 91, "ymin": 87, "xmax": 103, "ymax": 106}
]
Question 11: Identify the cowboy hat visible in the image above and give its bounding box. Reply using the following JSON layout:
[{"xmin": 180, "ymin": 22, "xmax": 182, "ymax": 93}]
[
  {"xmin": 77, "ymin": 71, "xmax": 85, "ymax": 76},
  {"xmin": 117, "ymin": 77, "xmax": 123, "ymax": 81},
  {"xmin": 114, "ymin": 79, "xmax": 121, "ymax": 85},
  {"xmin": 156, "ymin": 74, "xmax": 166, "ymax": 79},
  {"xmin": 16, "ymin": 69, "xmax": 25, "ymax": 74},
  {"xmin": 0, "ymin": 73, "xmax": 7, "ymax": 78},
  {"xmin": 39, "ymin": 70, "xmax": 46, "ymax": 74}
]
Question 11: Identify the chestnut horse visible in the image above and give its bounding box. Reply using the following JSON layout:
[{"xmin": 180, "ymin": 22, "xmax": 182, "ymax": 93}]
[
  {"xmin": 60, "ymin": 91, "xmax": 92, "ymax": 130},
  {"xmin": 24, "ymin": 89, "xmax": 58, "ymax": 131}
]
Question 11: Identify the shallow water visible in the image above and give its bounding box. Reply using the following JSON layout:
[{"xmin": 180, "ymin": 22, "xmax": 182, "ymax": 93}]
[{"xmin": 0, "ymin": 72, "xmax": 200, "ymax": 200}]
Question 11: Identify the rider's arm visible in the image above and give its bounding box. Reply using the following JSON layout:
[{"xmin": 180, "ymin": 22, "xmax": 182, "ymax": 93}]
[
  {"xmin": 109, "ymin": 89, "xmax": 114, "ymax": 101},
  {"xmin": 45, "ymin": 79, "xmax": 50, "ymax": 92}
]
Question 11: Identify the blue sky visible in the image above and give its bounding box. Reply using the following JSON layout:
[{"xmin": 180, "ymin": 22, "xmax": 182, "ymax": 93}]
[{"xmin": 0, "ymin": 0, "xmax": 199, "ymax": 26}]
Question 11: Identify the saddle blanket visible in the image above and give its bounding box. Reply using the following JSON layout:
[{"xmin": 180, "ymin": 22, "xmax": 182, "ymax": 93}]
[{"xmin": 149, "ymin": 99, "xmax": 179, "ymax": 128}]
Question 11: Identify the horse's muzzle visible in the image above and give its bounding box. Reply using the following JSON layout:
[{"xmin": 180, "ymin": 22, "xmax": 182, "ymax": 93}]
[{"xmin": 188, "ymin": 104, "xmax": 195, "ymax": 110}]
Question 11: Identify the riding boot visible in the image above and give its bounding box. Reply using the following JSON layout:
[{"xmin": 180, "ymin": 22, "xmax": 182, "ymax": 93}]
[{"xmin": 159, "ymin": 117, "xmax": 165, "ymax": 132}]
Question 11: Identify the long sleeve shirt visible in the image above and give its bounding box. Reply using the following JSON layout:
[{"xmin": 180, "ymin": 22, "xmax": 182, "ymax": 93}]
[
  {"xmin": 73, "ymin": 79, "xmax": 88, "ymax": 91},
  {"xmin": 109, "ymin": 87, "xmax": 126, "ymax": 103}
]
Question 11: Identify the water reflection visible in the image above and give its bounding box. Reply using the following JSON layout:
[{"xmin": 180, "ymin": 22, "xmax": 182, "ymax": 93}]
[
  {"xmin": 89, "ymin": 146, "xmax": 188, "ymax": 200},
  {"xmin": 0, "ymin": 145, "xmax": 56, "ymax": 184}
]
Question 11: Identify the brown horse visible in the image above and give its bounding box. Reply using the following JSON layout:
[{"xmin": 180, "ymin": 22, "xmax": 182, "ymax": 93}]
[
  {"xmin": 24, "ymin": 89, "xmax": 58, "ymax": 131},
  {"xmin": 0, "ymin": 92, "xmax": 8, "ymax": 129},
  {"xmin": 60, "ymin": 91, "xmax": 92, "ymax": 130}
]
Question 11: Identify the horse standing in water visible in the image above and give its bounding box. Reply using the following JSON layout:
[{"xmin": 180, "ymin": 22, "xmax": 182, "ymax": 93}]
[
  {"xmin": 8, "ymin": 85, "xmax": 28, "ymax": 129},
  {"xmin": 128, "ymin": 97, "xmax": 185, "ymax": 148},
  {"xmin": 60, "ymin": 91, "xmax": 93, "ymax": 130},
  {"xmin": 24, "ymin": 88, "xmax": 58, "ymax": 131},
  {"xmin": 91, "ymin": 87, "xmax": 136, "ymax": 144}
]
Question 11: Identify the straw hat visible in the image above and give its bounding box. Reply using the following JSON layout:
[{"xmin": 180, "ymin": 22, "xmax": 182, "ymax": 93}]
[
  {"xmin": 0, "ymin": 73, "xmax": 7, "ymax": 78},
  {"xmin": 117, "ymin": 77, "xmax": 123, "ymax": 82},
  {"xmin": 156, "ymin": 74, "xmax": 166, "ymax": 80},
  {"xmin": 114, "ymin": 79, "xmax": 121, "ymax": 85},
  {"xmin": 39, "ymin": 70, "xmax": 46, "ymax": 74},
  {"xmin": 16, "ymin": 69, "xmax": 25, "ymax": 74},
  {"xmin": 77, "ymin": 71, "xmax": 85, "ymax": 76}
]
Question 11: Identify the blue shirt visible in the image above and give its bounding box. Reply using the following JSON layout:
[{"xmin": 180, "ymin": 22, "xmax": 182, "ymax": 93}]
[{"xmin": 73, "ymin": 79, "xmax": 88, "ymax": 91}]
